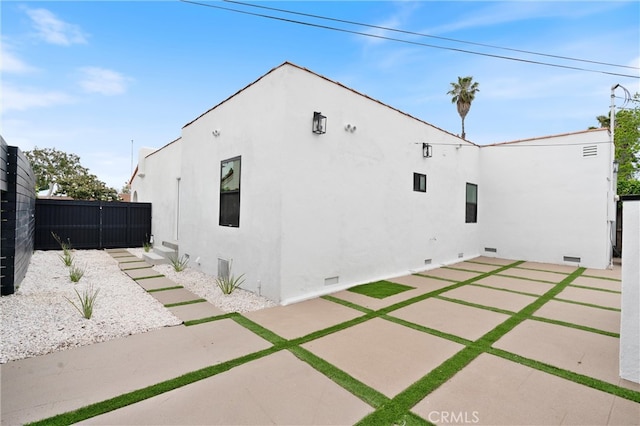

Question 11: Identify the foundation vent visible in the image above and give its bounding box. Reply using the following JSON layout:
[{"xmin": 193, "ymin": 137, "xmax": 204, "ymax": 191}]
[
  {"xmin": 217, "ymin": 258, "xmax": 229, "ymax": 279},
  {"xmin": 484, "ymin": 247, "xmax": 497, "ymax": 253},
  {"xmin": 424, "ymin": 259, "xmax": 432, "ymax": 265},
  {"xmin": 324, "ymin": 276, "xmax": 339, "ymax": 286},
  {"xmin": 563, "ymin": 256, "xmax": 581, "ymax": 263},
  {"xmin": 458, "ymin": 253, "xmax": 464, "ymax": 258},
  {"xmin": 582, "ymin": 145, "xmax": 597, "ymax": 157}
]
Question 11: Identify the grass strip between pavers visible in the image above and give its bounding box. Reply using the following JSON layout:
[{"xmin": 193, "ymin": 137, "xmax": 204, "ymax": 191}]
[
  {"xmin": 433, "ymin": 295, "xmax": 516, "ymax": 316},
  {"xmin": 567, "ymin": 283, "xmax": 621, "ymax": 294},
  {"xmin": 529, "ymin": 315, "xmax": 620, "ymax": 338},
  {"xmin": 321, "ymin": 295, "xmax": 375, "ymax": 314},
  {"xmin": 487, "ymin": 347, "xmax": 640, "ymax": 403},
  {"xmin": 553, "ymin": 297, "xmax": 621, "ymax": 312},
  {"xmin": 494, "ymin": 273, "xmax": 557, "ymax": 284},
  {"xmin": 183, "ymin": 312, "xmax": 237, "ymax": 326},
  {"xmin": 581, "ymin": 274, "xmax": 621, "ymax": 282},
  {"xmin": 413, "ymin": 273, "xmax": 458, "ymax": 283},
  {"xmin": 468, "ymin": 282, "xmax": 542, "ymax": 298},
  {"xmin": 133, "ymin": 274, "xmax": 165, "ymax": 280},
  {"xmin": 354, "ymin": 266, "xmax": 586, "ymax": 425},
  {"xmin": 163, "ymin": 299, "xmax": 207, "ymax": 308},
  {"xmin": 147, "ymin": 285, "xmax": 184, "ymax": 293}
]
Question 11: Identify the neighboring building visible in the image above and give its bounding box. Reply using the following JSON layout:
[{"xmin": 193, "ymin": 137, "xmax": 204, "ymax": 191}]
[{"xmin": 131, "ymin": 62, "xmax": 615, "ymax": 304}]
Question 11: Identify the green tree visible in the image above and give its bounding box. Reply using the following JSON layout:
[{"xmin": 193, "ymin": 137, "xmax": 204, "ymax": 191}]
[
  {"xmin": 447, "ymin": 76, "xmax": 480, "ymax": 140},
  {"xmin": 25, "ymin": 147, "xmax": 120, "ymax": 201},
  {"xmin": 595, "ymin": 93, "xmax": 640, "ymax": 195}
]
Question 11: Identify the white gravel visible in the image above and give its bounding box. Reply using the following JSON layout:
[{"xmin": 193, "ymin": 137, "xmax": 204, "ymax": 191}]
[{"xmin": 0, "ymin": 249, "xmax": 276, "ymax": 364}]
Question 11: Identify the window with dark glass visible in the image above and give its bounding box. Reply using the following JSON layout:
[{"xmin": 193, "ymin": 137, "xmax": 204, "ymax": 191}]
[
  {"xmin": 466, "ymin": 182, "xmax": 478, "ymax": 223},
  {"xmin": 219, "ymin": 156, "xmax": 241, "ymax": 227},
  {"xmin": 413, "ymin": 173, "xmax": 427, "ymax": 192}
]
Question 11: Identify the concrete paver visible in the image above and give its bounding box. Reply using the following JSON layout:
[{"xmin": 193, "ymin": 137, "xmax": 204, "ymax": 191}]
[
  {"xmin": 119, "ymin": 260, "xmax": 153, "ymax": 270},
  {"xmin": 113, "ymin": 255, "xmax": 143, "ymax": 263},
  {"xmin": 412, "ymin": 353, "xmax": 640, "ymax": 425},
  {"xmin": 136, "ymin": 276, "xmax": 182, "ymax": 291},
  {"xmin": 517, "ymin": 261, "xmax": 579, "ymax": 274},
  {"xmin": 149, "ymin": 287, "xmax": 203, "ymax": 306},
  {"xmin": 390, "ymin": 297, "xmax": 510, "ymax": 341},
  {"xmin": 0, "ymin": 320, "xmax": 272, "ymax": 425},
  {"xmin": 493, "ymin": 319, "xmax": 640, "ymax": 391},
  {"xmin": 244, "ymin": 298, "xmax": 363, "ymax": 340},
  {"xmin": 534, "ymin": 300, "xmax": 621, "ymax": 334},
  {"xmin": 584, "ymin": 265, "xmax": 622, "ymax": 280},
  {"xmin": 125, "ymin": 268, "xmax": 163, "ymax": 280},
  {"xmin": 302, "ymin": 317, "xmax": 463, "ymax": 397},
  {"xmin": 420, "ymin": 267, "xmax": 482, "ymax": 282},
  {"xmin": 473, "ymin": 274, "xmax": 554, "ymax": 295},
  {"xmin": 556, "ymin": 286, "xmax": 621, "ymax": 309},
  {"xmin": 571, "ymin": 275, "xmax": 622, "ymax": 292},
  {"xmin": 83, "ymin": 350, "xmax": 374, "ymax": 425},
  {"xmin": 498, "ymin": 267, "xmax": 568, "ymax": 283},
  {"xmin": 440, "ymin": 285, "xmax": 537, "ymax": 312},
  {"xmin": 453, "ymin": 261, "xmax": 503, "ymax": 273},
  {"xmin": 168, "ymin": 302, "xmax": 225, "ymax": 322},
  {"xmin": 471, "ymin": 256, "xmax": 516, "ymax": 266}
]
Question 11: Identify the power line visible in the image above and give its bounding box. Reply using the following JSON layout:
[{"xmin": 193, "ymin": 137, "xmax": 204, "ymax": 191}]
[
  {"xmin": 223, "ymin": 0, "xmax": 638, "ymax": 72},
  {"xmin": 179, "ymin": 0, "xmax": 639, "ymax": 79}
]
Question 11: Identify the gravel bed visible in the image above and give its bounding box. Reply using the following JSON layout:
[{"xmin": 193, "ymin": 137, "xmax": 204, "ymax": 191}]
[
  {"xmin": 0, "ymin": 249, "xmax": 276, "ymax": 364},
  {"xmin": 129, "ymin": 248, "xmax": 278, "ymax": 313}
]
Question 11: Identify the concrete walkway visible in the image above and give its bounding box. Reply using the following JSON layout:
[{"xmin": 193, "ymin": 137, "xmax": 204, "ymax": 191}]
[{"xmin": 1, "ymin": 254, "xmax": 639, "ymax": 425}]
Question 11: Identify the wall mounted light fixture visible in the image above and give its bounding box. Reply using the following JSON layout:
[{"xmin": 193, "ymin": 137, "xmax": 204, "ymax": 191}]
[
  {"xmin": 344, "ymin": 124, "xmax": 357, "ymax": 132},
  {"xmin": 422, "ymin": 143, "xmax": 433, "ymax": 158},
  {"xmin": 613, "ymin": 160, "xmax": 619, "ymax": 174},
  {"xmin": 212, "ymin": 129, "xmax": 221, "ymax": 137},
  {"xmin": 312, "ymin": 112, "xmax": 327, "ymax": 134}
]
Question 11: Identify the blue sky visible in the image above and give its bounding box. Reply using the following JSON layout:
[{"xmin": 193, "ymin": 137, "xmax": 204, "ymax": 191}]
[{"xmin": 2, "ymin": 1, "xmax": 639, "ymax": 190}]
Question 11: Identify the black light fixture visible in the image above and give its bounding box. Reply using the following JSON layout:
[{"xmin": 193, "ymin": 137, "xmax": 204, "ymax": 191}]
[
  {"xmin": 312, "ymin": 111, "xmax": 327, "ymax": 134},
  {"xmin": 613, "ymin": 160, "xmax": 619, "ymax": 174},
  {"xmin": 422, "ymin": 143, "xmax": 433, "ymax": 158}
]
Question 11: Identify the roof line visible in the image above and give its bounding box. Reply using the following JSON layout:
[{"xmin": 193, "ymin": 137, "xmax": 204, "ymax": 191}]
[
  {"xmin": 182, "ymin": 61, "xmax": 476, "ymax": 146},
  {"xmin": 485, "ymin": 127, "xmax": 609, "ymax": 147}
]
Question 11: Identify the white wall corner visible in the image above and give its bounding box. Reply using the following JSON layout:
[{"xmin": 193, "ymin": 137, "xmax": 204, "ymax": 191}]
[{"xmin": 620, "ymin": 200, "xmax": 640, "ymax": 384}]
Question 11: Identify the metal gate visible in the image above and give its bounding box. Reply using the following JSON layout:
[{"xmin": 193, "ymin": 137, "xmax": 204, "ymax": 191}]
[{"xmin": 34, "ymin": 199, "xmax": 151, "ymax": 250}]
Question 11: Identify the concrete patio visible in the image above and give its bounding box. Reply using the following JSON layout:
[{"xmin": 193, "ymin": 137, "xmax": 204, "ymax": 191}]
[{"xmin": 1, "ymin": 254, "xmax": 638, "ymax": 425}]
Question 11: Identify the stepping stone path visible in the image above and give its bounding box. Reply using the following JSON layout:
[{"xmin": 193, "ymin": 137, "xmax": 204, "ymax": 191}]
[{"xmin": 105, "ymin": 249, "xmax": 224, "ymax": 323}]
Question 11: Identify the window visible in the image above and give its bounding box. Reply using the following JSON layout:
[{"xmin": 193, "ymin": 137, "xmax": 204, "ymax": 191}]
[
  {"xmin": 413, "ymin": 173, "xmax": 427, "ymax": 192},
  {"xmin": 219, "ymin": 156, "xmax": 241, "ymax": 227},
  {"xmin": 465, "ymin": 183, "xmax": 477, "ymax": 223}
]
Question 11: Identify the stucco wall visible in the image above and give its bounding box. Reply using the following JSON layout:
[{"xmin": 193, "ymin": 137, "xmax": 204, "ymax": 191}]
[
  {"xmin": 620, "ymin": 200, "xmax": 639, "ymax": 383},
  {"xmin": 131, "ymin": 142, "xmax": 181, "ymax": 247},
  {"xmin": 479, "ymin": 129, "xmax": 612, "ymax": 269}
]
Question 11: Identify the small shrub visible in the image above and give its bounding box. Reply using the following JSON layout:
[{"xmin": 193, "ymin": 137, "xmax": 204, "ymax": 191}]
[
  {"xmin": 215, "ymin": 260, "xmax": 245, "ymax": 295},
  {"xmin": 65, "ymin": 285, "xmax": 99, "ymax": 319},
  {"xmin": 143, "ymin": 242, "xmax": 152, "ymax": 252},
  {"xmin": 52, "ymin": 232, "xmax": 74, "ymax": 266},
  {"xmin": 69, "ymin": 263, "xmax": 85, "ymax": 283},
  {"xmin": 169, "ymin": 254, "xmax": 189, "ymax": 272}
]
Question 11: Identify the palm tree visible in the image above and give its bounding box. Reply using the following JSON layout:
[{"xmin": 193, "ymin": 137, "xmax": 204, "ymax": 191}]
[{"xmin": 447, "ymin": 76, "xmax": 480, "ymax": 140}]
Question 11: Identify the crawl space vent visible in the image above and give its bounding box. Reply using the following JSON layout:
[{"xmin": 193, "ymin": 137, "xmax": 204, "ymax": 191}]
[
  {"xmin": 424, "ymin": 259, "xmax": 432, "ymax": 265},
  {"xmin": 563, "ymin": 256, "xmax": 581, "ymax": 263},
  {"xmin": 324, "ymin": 276, "xmax": 339, "ymax": 286},
  {"xmin": 582, "ymin": 146, "xmax": 597, "ymax": 157},
  {"xmin": 484, "ymin": 247, "xmax": 498, "ymax": 253},
  {"xmin": 458, "ymin": 253, "xmax": 464, "ymax": 258}
]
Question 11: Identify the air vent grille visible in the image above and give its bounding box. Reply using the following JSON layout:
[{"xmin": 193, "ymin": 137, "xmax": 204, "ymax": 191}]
[
  {"xmin": 484, "ymin": 247, "xmax": 497, "ymax": 253},
  {"xmin": 563, "ymin": 256, "xmax": 581, "ymax": 263},
  {"xmin": 583, "ymin": 146, "xmax": 597, "ymax": 157}
]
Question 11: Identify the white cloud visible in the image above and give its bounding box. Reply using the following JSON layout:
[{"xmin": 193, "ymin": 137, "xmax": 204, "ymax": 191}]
[
  {"xmin": 25, "ymin": 8, "xmax": 88, "ymax": 46},
  {"xmin": 0, "ymin": 43, "xmax": 38, "ymax": 74},
  {"xmin": 0, "ymin": 85, "xmax": 75, "ymax": 112},
  {"xmin": 78, "ymin": 67, "xmax": 131, "ymax": 96}
]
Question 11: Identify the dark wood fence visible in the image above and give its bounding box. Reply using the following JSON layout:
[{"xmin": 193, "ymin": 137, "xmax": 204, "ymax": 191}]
[
  {"xmin": 1, "ymin": 140, "xmax": 37, "ymax": 296},
  {"xmin": 35, "ymin": 199, "xmax": 151, "ymax": 250}
]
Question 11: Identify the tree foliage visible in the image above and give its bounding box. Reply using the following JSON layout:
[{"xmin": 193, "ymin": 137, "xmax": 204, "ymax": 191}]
[
  {"xmin": 592, "ymin": 93, "xmax": 640, "ymax": 195},
  {"xmin": 447, "ymin": 76, "xmax": 480, "ymax": 140},
  {"xmin": 25, "ymin": 147, "xmax": 120, "ymax": 201}
]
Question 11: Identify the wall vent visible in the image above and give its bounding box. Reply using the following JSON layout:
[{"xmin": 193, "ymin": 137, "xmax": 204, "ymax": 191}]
[
  {"xmin": 582, "ymin": 146, "xmax": 597, "ymax": 157},
  {"xmin": 563, "ymin": 256, "xmax": 581, "ymax": 263},
  {"xmin": 458, "ymin": 253, "xmax": 464, "ymax": 258},
  {"xmin": 324, "ymin": 276, "xmax": 339, "ymax": 286},
  {"xmin": 484, "ymin": 247, "xmax": 497, "ymax": 253},
  {"xmin": 424, "ymin": 259, "xmax": 432, "ymax": 265},
  {"xmin": 217, "ymin": 258, "xmax": 229, "ymax": 279}
]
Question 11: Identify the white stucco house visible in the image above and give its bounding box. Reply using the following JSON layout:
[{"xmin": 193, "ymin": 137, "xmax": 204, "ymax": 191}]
[{"xmin": 131, "ymin": 62, "xmax": 616, "ymax": 304}]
